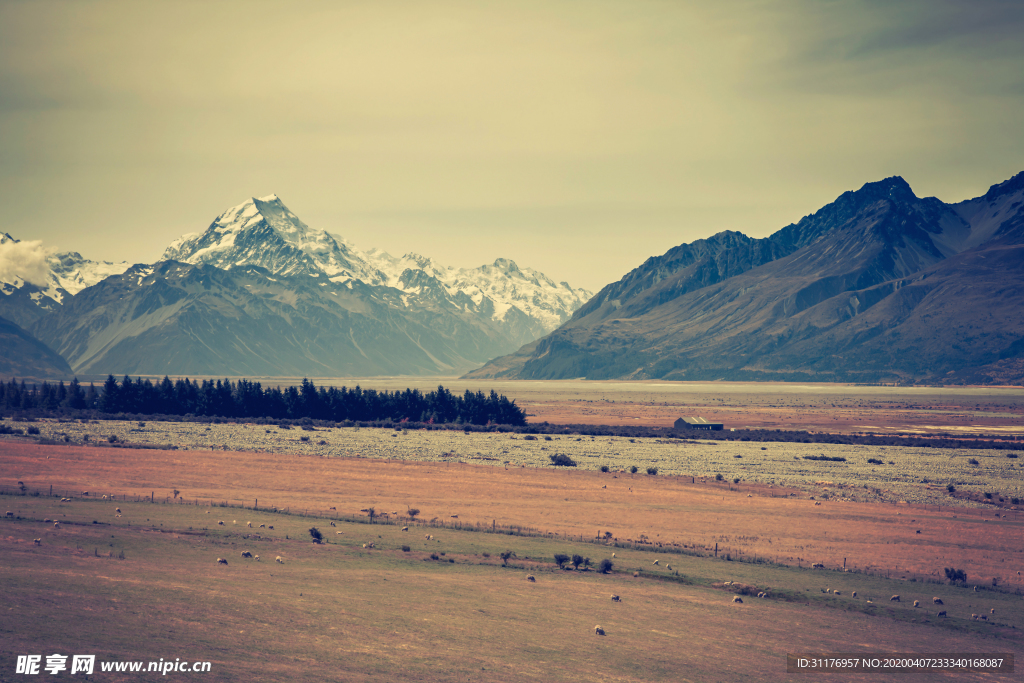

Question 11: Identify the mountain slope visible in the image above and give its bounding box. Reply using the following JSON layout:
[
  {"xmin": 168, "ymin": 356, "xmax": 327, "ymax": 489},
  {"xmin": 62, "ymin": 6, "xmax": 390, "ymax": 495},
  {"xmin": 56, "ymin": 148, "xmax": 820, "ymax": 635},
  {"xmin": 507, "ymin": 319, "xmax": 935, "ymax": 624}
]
[
  {"xmin": 467, "ymin": 172, "xmax": 1024, "ymax": 384},
  {"xmin": 0, "ymin": 315, "xmax": 73, "ymax": 379}
]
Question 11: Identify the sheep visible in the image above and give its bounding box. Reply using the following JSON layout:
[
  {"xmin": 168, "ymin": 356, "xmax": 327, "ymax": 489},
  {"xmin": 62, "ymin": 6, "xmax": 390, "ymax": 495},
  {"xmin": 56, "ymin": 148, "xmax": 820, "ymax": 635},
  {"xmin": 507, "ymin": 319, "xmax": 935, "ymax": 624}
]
[
  {"xmin": 811, "ymin": 563, "xmax": 825, "ymax": 569},
  {"xmin": 666, "ymin": 565, "xmax": 673, "ymax": 571},
  {"xmin": 834, "ymin": 591, "xmax": 841, "ymax": 596},
  {"xmin": 937, "ymin": 610, "xmax": 946, "ymax": 617},
  {"xmin": 330, "ymin": 521, "xmax": 336, "ymax": 527},
  {"xmin": 980, "ymin": 614, "xmax": 988, "ymax": 621},
  {"xmin": 451, "ymin": 515, "xmax": 458, "ymax": 519},
  {"xmin": 932, "ymin": 597, "xmax": 943, "ymax": 605},
  {"xmin": 913, "ymin": 600, "xmax": 920, "ymax": 607},
  {"xmin": 652, "ymin": 560, "xmax": 659, "ymax": 566},
  {"xmin": 247, "ymin": 522, "xmax": 252, "ymax": 528},
  {"xmin": 594, "ymin": 626, "xmax": 605, "ymax": 635},
  {"xmin": 218, "ymin": 521, "xmax": 225, "ymax": 526},
  {"xmin": 890, "ymin": 595, "xmax": 900, "ymax": 602},
  {"xmin": 732, "ymin": 596, "xmax": 743, "ymax": 603},
  {"xmin": 633, "ymin": 571, "xmax": 640, "ymax": 577},
  {"xmin": 241, "ymin": 551, "xmax": 253, "ymax": 558},
  {"xmin": 259, "ymin": 524, "xmax": 265, "ymax": 528},
  {"xmin": 973, "ymin": 586, "xmax": 979, "ymax": 592},
  {"xmin": 336, "ymin": 531, "xmax": 343, "ymax": 535},
  {"xmin": 115, "ymin": 507, "xmax": 121, "ymax": 513},
  {"xmin": 102, "ymin": 495, "xmax": 109, "ymax": 500},
  {"xmin": 33, "ymin": 538, "xmax": 41, "ymax": 545},
  {"xmin": 402, "ymin": 526, "xmax": 408, "ymax": 531},
  {"xmin": 4, "ymin": 511, "xmax": 12, "ymax": 518},
  {"xmin": 852, "ymin": 591, "xmax": 857, "ymax": 598},
  {"xmin": 217, "ymin": 558, "xmax": 228, "ymax": 565},
  {"xmin": 275, "ymin": 556, "xmax": 284, "ymax": 564},
  {"xmin": 611, "ymin": 553, "xmax": 616, "ymax": 558},
  {"xmin": 611, "ymin": 594, "xmax": 620, "ymax": 601},
  {"xmin": 526, "ymin": 575, "xmax": 536, "ymax": 582},
  {"xmin": 268, "ymin": 526, "xmax": 273, "ymax": 530},
  {"xmin": 814, "ymin": 501, "xmax": 821, "ymax": 506},
  {"xmin": 254, "ymin": 555, "xmax": 260, "ymax": 562},
  {"xmin": 425, "ymin": 534, "xmax": 431, "ymax": 539},
  {"xmin": 53, "ymin": 522, "xmax": 60, "ymax": 528},
  {"xmin": 866, "ymin": 600, "xmax": 873, "ymax": 604},
  {"xmin": 990, "ymin": 608, "xmax": 995, "ymax": 614}
]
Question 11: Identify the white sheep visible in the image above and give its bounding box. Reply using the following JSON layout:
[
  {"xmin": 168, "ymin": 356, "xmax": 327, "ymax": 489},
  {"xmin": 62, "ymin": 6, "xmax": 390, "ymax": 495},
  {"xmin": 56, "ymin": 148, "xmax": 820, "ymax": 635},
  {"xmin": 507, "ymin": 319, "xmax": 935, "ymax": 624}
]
[
  {"xmin": 611, "ymin": 553, "xmax": 616, "ymax": 558},
  {"xmin": 259, "ymin": 524, "xmax": 265, "ymax": 528},
  {"xmin": 890, "ymin": 595, "xmax": 900, "ymax": 602},
  {"xmin": 254, "ymin": 555, "xmax": 260, "ymax": 562},
  {"xmin": 594, "ymin": 625, "xmax": 605, "ymax": 635},
  {"xmin": 652, "ymin": 560, "xmax": 659, "ymax": 566},
  {"xmin": 247, "ymin": 522, "xmax": 252, "ymax": 528},
  {"xmin": 913, "ymin": 600, "xmax": 920, "ymax": 607},
  {"xmin": 33, "ymin": 538, "xmax": 41, "ymax": 545},
  {"xmin": 275, "ymin": 556, "xmax": 284, "ymax": 564},
  {"xmin": 115, "ymin": 507, "xmax": 121, "ymax": 513},
  {"xmin": 526, "ymin": 575, "xmax": 536, "ymax": 582},
  {"xmin": 834, "ymin": 590, "xmax": 841, "ymax": 596},
  {"xmin": 666, "ymin": 564, "xmax": 672, "ymax": 571},
  {"xmin": 402, "ymin": 526, "xmax": 408, "ymax": 531},
  {"xmin": 217, "ymin": 558, "xmax": 228, "ymax": 565},
  {"xmin": 610, "ymin": 594, "xmax": 620, "ymax": 602},
  {"xmin": 733, "ymin": 596, "xmax": 743, "ymax": 603},
  {"xmin": 241, "ymin": 551, "xmax": 253, "ymax": 558},
  {"xmin": 932, "ymin": 597, "xmax": 943, "ymax": 605},
  {"xmin": 852, "ymin": 591, "xmax": 857, "ymax": 598},
  {"xmin": 937, "ymin": 610, "xmax": 946, "ymax": 617}
]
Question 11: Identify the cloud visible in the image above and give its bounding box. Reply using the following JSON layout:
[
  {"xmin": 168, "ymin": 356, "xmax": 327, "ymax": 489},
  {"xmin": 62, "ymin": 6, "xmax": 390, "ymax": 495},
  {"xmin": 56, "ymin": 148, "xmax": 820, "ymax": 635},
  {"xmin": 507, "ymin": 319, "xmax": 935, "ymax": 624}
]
[{"xmin": 0, "ymin": 237, "xmax": 53, "ymax": 287}]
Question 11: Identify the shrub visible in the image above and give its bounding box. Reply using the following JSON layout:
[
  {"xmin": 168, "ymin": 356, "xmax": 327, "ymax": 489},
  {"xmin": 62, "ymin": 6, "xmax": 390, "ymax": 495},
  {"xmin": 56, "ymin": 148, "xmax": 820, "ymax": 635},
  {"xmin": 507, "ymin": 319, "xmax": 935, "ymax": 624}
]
[
  {"xmin": 401, "ymin": 545, "xmax": 411, "ymax": 552},
  {"xmin": 407, "ymin": 508, "xmax": 420, "ymax": 520},
  {"xmin": 523, "ymin": 435, "xmax": 537, "ymax": 440},
  {"xmin": 27, "ymin": 426, "xmax": 40, "ymax": 435},
  {"xmin": 968, "ymin": 458, "xmax": 979, "ymax": 465},
  {"xmin": 600, "ymin": 465, "xmax": 610, "ymax": 473},
  {"xmin": 630, "ymin": 466, "xmax": 638, "ymax": 474},
  {"xmin": 944, "ymin": 567, "xmax": 966, "ymax": 583},
  {"xmin": 278, "ymin": 424, "xmax": 291, "ymax": 430},
  {"xmin": 803, "ymin": 455, "xmax": 846, "ymax": 462},
  {"xmin": 500, "ymin": 550, "xmax": 515, "ymax": 566},
  {"xmin": 309, "ymin": 527, "xmax": 323, "ymax": 543},
  {"xmin": 554, "ymin": 553, "xmax": 570, "ymax": 568},
  {"xmin": 947, "ymin": 484, "xmax": 956, "ymax": 493},
  {"xmin": 571, "ymin": 554, "xmax": 584, "ymax": 569},
  {"xmin": 646, "ymin": 467, "xmax": 658, "ymax": 475},
  {"xmin": 984, "ymin": 492, "xmax": 992, "ymax": 499},
  {"xmin": 549, "ymin": 453, "xmax": 577, "ymax": 467},
  {"xmin": 544, "ymin": 436, "xmax": 552, "ymax": 441},
  {"xmin": 107, "ymin": 435, "xmax": 119, "ymax": 443},
  {"xmin": 598, "ymin": 558, "xmax": 614, "ymax": 574},
  {"xmin": 481, "ymin": 552, "xmax": 490, "ymax": 558},
  {"xmin": 715, "ymin": 473, "xmax": 724, "ymax": 481},
  {"xmin": 867, "ymin": 458, "xmax": 883, "ymax": 464},
  {"xmin": 430, "ymin": 553, "xmax": 440, "ymax": 560},
  {"xmin": 299, "ymin": 436, "xmax": 310, "ymax": 442},
  {"xmin": 733, "ymin": 477, "xmax": 740, "ymax": 484},
  {"xmin": 1006, "ymin": 453, "xmax": 1018, "ymax": 459}
]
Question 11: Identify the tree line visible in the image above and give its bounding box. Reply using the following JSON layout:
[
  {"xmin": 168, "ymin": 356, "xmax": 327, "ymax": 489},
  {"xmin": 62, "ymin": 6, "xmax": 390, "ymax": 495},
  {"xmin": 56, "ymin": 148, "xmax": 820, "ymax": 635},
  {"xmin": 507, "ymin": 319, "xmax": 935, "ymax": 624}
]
[{"xmin": 0, "ymin": 376, "xmax": 527, "ymax": 426}]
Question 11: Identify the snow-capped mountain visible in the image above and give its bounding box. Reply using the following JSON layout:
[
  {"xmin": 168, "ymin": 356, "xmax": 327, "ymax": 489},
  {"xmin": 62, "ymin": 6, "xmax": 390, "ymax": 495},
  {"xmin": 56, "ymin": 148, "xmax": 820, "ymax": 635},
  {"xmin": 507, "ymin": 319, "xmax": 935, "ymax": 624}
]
[
  {"xmin": 163, "ymin": 194, "xmax": 592, "ymax": 333},
  {"xmin": 0, "ymin": 232, "xmax": 130, "ymax": 328}
]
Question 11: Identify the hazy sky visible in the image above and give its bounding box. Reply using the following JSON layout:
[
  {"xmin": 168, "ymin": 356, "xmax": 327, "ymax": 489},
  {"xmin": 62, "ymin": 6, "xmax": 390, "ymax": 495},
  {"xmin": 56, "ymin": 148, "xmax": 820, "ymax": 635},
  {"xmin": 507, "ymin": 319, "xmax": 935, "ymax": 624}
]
[{"xmin": 1, "ymin": 0, "xmax": 1022, "ymax": 293}]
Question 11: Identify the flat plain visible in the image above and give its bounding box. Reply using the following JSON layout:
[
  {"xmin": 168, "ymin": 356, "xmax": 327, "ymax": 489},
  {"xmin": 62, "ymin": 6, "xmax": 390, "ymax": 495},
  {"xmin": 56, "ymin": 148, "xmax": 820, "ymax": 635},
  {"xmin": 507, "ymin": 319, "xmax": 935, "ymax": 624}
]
[{"xmin": 2, "ymin": 380, "xmax": 1024, "ymax": 681}]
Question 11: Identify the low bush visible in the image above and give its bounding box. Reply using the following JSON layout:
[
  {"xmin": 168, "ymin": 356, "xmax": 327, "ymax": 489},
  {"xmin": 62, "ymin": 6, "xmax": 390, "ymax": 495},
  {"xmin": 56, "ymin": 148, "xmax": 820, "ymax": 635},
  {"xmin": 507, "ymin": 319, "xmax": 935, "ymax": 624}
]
[
  {"xmin": 947, "ymin": 484, "xmax": 956, "ymax": 493},
  {"xmin": 401, "ymin": 545, "xmax": 411, "ymax": 552},
  {"xmin": 629, "ymin": 466, "xmax": 638, "ymax": 474},
  {"xmin": 733, "ymin": 477, "xmax": 740, "ymax": 484},
  {"xmin": 803, "ymin": 455, "xmax": 846, "ymax": 462},
  {"xmin": 646, "ymin": 467, "xmax": 658, "ymax": 475},
  {"xmin": 27, "ymin": 426, "xmax": 40, "ymax": 435},
  {"xmin": 867, "ymin": 458, "xmax": 883, "ymax": 464},
  {"xmin": 600, "ymin": 465, "xmax": 610, "ymax": 473},
  {"xmin": 554, "ymin": 553, "xmax": 570, "ymax": 568},
  {"xmin": 549, "ymin": 453, "xmax": 577, "ymax": 467},
  {"xmin": 598, "ymin": 558, "xmax": 614, "ymax": 574},
  {"xmin": 968, "ymin": 458, "xmax": 979, "ymax": 465},
  {"xmin": 715, "ymin": 473, "xmax": 724, "ymax": 481}
]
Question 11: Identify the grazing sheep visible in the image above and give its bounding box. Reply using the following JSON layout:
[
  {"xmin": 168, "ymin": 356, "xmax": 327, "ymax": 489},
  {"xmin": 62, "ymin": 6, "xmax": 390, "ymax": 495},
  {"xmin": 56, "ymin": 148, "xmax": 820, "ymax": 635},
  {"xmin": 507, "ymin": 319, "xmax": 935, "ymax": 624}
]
[
  {"xmin": 611, "ymin": 553, "xmax": 616, "ymax": 558},
  {"xmin": 402, "ymin": 526, "xmax": 408, "ymax": 531},
  {"xmin": 933, "ymin": 597, "xmax": 943, "ymax": 605},
  {"xmin": 611, "ymin": 594, "xmax": 620, "ymax": 601},
  {"xmin": 652, "ymin": 560, "xmax": 659, "ymax": 566},
  {"xmin": 811, "ymin": 563, "xmax": 825, "ymax": 569},
  {"xmin": 5, "ymin": 511, "xmax": 12, "ymax": 518},
  {"xmin": 53, "ymin": 522, "xmax": 60, "ymax": 528},
  {"xmin": 937, "ymin": 610, "xmax": 946, "ymax": 617},
  {"xmin": 451, "ymin": 515, "xmax": 458, "ymax": 519},
  {"xmin": 102, "ymin": 495, "xmax": 109, "ymax": 500},
  {"xmin": 980, "ymin": 614, "xmax": 988, "ymax": 621},
  {"xmin": 33, "ymin": 538, "xmax": 41, "ymax": 545},
  {"xmin": 259, "ymin": 524, "xmax": 265, "ymax": 528},
  {"xmin": 814, "ymin": 501, "xmax": 821, "ymax": 506},
  {"xmin": 732, "ymin": 596, "xmax": 743, "ymax": 603},
  {"xmin": 217, "ymin": 558, "xmax": 228, "ymax": 565},
  {"xmin": 275, "ymin": 556, "xmax": 284, "ymax": 564},
  {"xmin": 330, "ymin": 522, "xmax": 336, "ymax": 527},
  {"xmin": 633, "ymin": 571, "xmax": 640, "ymax": 577},
  {"xmin": 115, "ymin": 507, "xmax": 121, "ymax": 513},
  {"xmin": 247, "ymin": 522, "xmax": 252, "ymax": 528},
  {"xmin": 973, "ymin": 586, "xmax": 979, "ymax": 592},
  {"xmin": 666, "ymin": 565, "xmax": 672, "ymax": 571},
  {"xmin": 268, "ymin": 526, "xmax": 273, "ymax": 530},
  {"xmin": 866, "ymin": 600, "xmax": 873, "ymax": 604},
  {"xmin": 852, "ymin": 591, "xmax": 857, "ymax": 598},
  {"xmin": 890, "ymin": 595, "xmax": 900, "ymax": 602},
  {"xmin": 218, "ymin": 521, "xmax": 225, "ymax": 526},
  {"xmin": 82, "ymin": 492, "xmax": 88, "ymax": 496},
  {"xmin": 913, "ymin": 600, "xmax": 920, "ymax": 607},
  {"xmin": 526, "ymin": 575, "xmax": 536, "ymax": 582},
  {"xmin": 834, "ymin": 591, "xmax": 841, "ymax": 596},
  {"xmin": 990, "ymin": 608, "xmax": 995, "ymax": 614},
  {"xmin": 594, "ymin": 626, "xmax": 605, "ymax": 635},
  {"xmin": 241, "ymin": 551, "xmax": 253, "ymax": 558},
  {"xmin": 254, "ymin": 555, "xmax": 260, "ymax": 562},
  {"xmin": 757, "ymin": 592, "xmax": 765, "ymax": 598},
  {"xmin": 336, "ymin": 531, "xmax": 343, "ymax": 535}
]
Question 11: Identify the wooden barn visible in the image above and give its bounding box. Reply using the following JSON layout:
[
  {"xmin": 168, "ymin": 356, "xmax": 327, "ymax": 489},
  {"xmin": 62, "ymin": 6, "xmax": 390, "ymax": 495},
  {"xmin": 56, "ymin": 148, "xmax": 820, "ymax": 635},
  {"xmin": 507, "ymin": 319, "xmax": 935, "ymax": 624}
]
[{"xmin": 673, "ymin": 416, "xmax": 724, "ymax": 431}]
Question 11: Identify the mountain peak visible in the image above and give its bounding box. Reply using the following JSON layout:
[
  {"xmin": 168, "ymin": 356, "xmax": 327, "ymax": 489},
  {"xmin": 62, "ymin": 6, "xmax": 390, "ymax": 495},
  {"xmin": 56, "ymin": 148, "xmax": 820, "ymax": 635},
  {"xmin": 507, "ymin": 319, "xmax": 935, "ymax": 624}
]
[
  {"xmin": 856, "ymin": 175, "xmax": 917, "ymax": 203},
  {"xmin": 983, "ymin": 170, "xmax": 1024, "ymax": 201}
]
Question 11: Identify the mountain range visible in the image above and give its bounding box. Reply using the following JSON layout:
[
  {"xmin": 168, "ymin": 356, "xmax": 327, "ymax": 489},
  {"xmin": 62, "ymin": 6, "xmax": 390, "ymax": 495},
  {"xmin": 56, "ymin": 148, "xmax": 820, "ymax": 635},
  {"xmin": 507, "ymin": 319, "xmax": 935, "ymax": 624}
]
[
  {"xmin": 1, "ymin": 197, "xmax": 591, "ymax": 377},
  {"xmin": 467, "ymin": 171, "xmax": 1024, "ymax": 384}
]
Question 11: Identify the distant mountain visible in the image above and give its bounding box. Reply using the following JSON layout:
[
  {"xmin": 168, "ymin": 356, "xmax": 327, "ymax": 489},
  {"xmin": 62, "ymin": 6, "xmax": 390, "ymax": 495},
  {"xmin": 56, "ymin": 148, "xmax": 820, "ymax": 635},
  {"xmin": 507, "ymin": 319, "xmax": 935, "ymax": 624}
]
[
  {"xmin": 467, "ymin": 171, "xmax": 1024, "ymax": 385},
  {"xmin": 30, "ymin": 260, "xmax": 570, "ymax": 377},
  {"xmin": 0, "ymin": 315, "xmax": 72, "ymax": 379},
  {"xmin": 0, "ymin": 232, "xmax": 130, "ymax": 328}
]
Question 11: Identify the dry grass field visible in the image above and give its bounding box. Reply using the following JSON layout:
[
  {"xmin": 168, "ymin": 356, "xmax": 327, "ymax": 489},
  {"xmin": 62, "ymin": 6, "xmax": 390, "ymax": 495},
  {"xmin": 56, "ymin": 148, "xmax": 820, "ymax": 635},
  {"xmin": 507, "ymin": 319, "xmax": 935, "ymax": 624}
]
[{"xmin": 2, "ymin": 438, "xmax": 1023, "ymax": 681}]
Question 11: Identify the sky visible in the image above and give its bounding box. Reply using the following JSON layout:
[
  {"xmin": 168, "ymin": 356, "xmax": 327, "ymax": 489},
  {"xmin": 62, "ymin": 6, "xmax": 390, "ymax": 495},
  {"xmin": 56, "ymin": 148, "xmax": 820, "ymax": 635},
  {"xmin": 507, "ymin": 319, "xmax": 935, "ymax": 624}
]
[{"xmin": 1, "ymin": 0, "xmax": 1022, "ymax": 294}]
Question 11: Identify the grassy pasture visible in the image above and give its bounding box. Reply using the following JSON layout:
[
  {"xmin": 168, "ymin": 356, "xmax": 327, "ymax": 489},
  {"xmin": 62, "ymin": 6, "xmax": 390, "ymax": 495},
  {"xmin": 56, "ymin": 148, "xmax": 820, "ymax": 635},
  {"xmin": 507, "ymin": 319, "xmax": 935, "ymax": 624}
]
[
  {"xmin": 2, "ymin": 495, "xmax": 1021, "ymax": 682},
  {"xmin": 1, "ymin": 443, "xmax": 1023, "ymax": 681}
]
